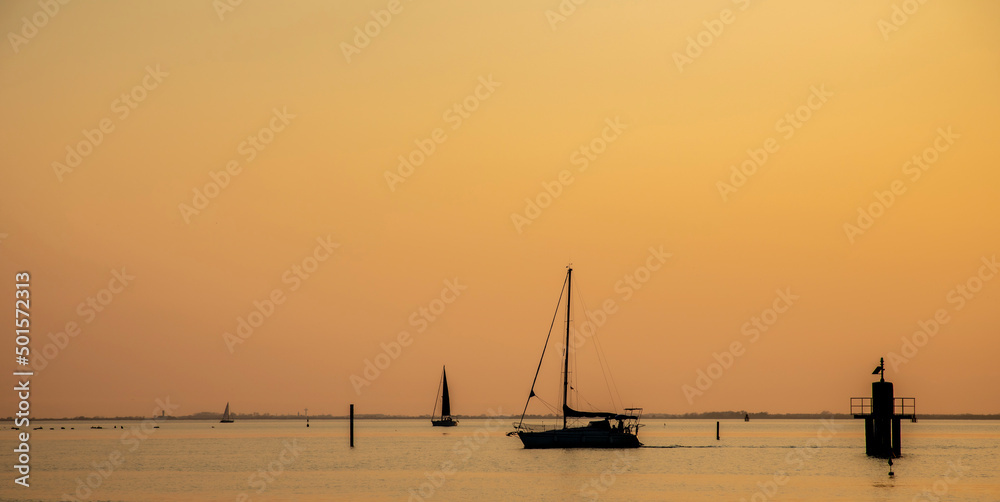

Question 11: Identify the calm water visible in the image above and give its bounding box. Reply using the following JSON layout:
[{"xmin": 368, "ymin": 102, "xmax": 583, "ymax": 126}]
[{"xmin": 2, "ymin": 418, "xmax": 998, "ymax": 501}]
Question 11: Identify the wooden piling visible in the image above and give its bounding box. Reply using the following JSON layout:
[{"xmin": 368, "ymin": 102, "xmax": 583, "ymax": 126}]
[
  {"xmin": 350, "ymin": 404, "xmax": 354, "ymax": 447},
  {"xmin": 716, "ymin": 421, "xmax": 720, "ymax": 440}
]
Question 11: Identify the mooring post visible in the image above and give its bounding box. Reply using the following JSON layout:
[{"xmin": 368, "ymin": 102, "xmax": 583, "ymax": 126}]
[
  {"xmin": 872, "ymin": 379, "xmax": 894, "ymax": 457},
  {"xmin": 350, "ymin": 404, "xmax": 354, "ymax": 448},
  {"xmin": 716, "ymin": 421, "xmax": 720, "ymax": 440}
]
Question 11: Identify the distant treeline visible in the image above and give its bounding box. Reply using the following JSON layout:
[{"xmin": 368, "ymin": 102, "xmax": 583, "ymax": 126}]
[{"xmin": 5, "ymin": 410, "xmax": 1000, "ymax": 421}]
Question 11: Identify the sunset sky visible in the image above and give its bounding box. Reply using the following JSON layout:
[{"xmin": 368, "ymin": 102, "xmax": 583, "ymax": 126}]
[{"xmin": 1, "ymin": 0, "xmax": 998, "ymax": 419}]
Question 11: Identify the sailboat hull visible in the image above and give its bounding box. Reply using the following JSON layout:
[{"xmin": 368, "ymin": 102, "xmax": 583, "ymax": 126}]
[
  {"xmin": 431, "ymin": 418, "xmax": 458, "ymax": 427},
  {"xmin": 517, "ymin": 428, "xmax": 642, "ymax": 449}
]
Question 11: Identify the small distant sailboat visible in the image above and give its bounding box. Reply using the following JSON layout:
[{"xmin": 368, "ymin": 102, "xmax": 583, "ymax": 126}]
[
  {"xmin": 509, "ymin": 266, "xmax": 642, "ymax": 448},
  {"xmin": 431, "ymin": 366, "xmax": 458, "ymax": 427},
  {"xmin": 220, "ymin": 402, "xmax": 235, "ymax": 423}
]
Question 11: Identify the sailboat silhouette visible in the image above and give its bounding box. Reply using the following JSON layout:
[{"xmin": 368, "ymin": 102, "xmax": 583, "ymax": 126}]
[
  {"xmin": 220, "ymin": 402, "xmax": 234, "ymax": 423},
  {"xmin": 431, "ymin": 366, "xmax": 458, "ymax": 427},
  {"xmin": 509, "ymin": 266, "xmax": 642, "ymax": 448}
]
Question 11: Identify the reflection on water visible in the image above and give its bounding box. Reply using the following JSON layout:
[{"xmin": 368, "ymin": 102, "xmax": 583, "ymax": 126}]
[{"xmin": 1, "ymin": 419, "xmax": 997, "ymax": 501}]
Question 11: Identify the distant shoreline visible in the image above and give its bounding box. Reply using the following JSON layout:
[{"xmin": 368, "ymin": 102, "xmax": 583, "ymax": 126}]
[{"xmin": 5, "ymin": 412, "xmax": 999, "ymax": 421}]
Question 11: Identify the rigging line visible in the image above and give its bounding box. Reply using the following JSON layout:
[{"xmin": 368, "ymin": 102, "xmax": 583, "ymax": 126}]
[
  {"xmin": 575, "ymin": 280, "xmax": 612, "ymax": 409},
  {"xmin": 532, "ymin": 395, "xmax": 558, "ymax": 415},
  {"xmin": 594, "ymin": 332, "xmax": 626, "ymax": 412},
  {"xmin": 604, "ymin": 328, "xmax": 626, "ymax": 411},
  {"xmin": 580, "ymin": 393, "xmax": 600, "ymax": 411},
  {"xmin": 564, "ymin": 290, "xmax": 586, "ymax": 412},
  {"xmin": 591, "ymin": 331, "xmax": 618, "ymax": 409},
  {"xmin": 431, "ymin": 371, "xmax": 443, "ymax": 419},
  {"xmin": 516, "ymin": 272, "xmax": 569, "ymax": 430},
  {"xmin": 574, "ymin": 274, "xmax": 622, "ymax": 413},
  {"xmin": 578, "ymin": 276, "xmax": 624, "ymax": 411},
  {"xmin": 570, "ymin": 275, "xmax": 587, "ymax": 412}
]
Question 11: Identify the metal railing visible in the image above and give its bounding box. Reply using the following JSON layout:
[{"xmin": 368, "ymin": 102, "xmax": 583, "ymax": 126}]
[
  {"xmin": 851, "ymin": 397, "xmax": 916, "ymax": 417},
  {"xmin": 851, "ymin": 397, "xmax": 872, "ymax": 415},
  {"xmin": 895, "ymin": 397, "xmax": 916, "ymax": 417}
]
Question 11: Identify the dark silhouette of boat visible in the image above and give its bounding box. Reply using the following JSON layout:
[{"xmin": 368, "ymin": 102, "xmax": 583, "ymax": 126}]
[
  {"xmin": 431, "ymin": 366, "xmax": 458, "ymax": 427},
  {"xmin": 220, "ymin": 402, "xmax": 234, "ymax": 423},
  {"xmin": 509, "ymin": 266, "xmax": 642, "ymax": 449}
]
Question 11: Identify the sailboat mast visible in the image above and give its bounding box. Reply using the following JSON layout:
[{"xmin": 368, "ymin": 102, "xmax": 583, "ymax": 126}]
[{"xmin": 563, "ymin": 267, "xmax": 572, "ymax": 430}]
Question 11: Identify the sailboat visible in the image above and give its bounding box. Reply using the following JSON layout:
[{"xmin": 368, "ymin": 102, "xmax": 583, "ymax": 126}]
[
  {"xmin": 431, "ymin": 366, "xmax": 458, "ymax": 427},
  {"xmin": 509, "ymin": 266, "xmax": 642, "ymax": 448},
  {"xmin": 220, "ymin": 402, "xmax": 234, "ymax": 423}
]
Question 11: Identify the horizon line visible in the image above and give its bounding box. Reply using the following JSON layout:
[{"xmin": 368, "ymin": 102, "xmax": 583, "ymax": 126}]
[{"xmin": 9, "ymin": 411, "xmax": 1000, "ymax": 421}]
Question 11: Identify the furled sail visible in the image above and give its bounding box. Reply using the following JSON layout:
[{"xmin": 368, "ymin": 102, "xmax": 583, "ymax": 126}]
[{"xmin": 562, "ymin": 404, "xmax": 615, "ymax": 419}]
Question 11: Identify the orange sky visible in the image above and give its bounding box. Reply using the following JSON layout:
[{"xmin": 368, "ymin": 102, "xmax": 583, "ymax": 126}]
[{"xmin": 1, "ymin": 0, "xmax": 998, "ymax": 419}]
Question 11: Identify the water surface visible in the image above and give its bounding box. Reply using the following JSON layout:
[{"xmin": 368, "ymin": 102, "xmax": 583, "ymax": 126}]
[{"xmin": 3, "ymin": 418, "xmax": 998, "ymax": 501}]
